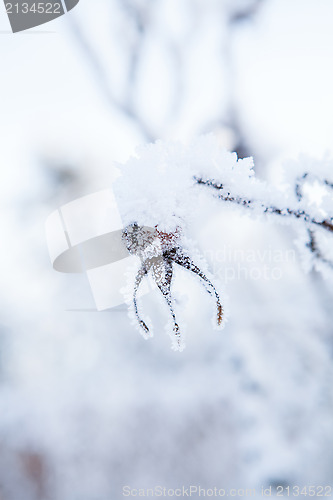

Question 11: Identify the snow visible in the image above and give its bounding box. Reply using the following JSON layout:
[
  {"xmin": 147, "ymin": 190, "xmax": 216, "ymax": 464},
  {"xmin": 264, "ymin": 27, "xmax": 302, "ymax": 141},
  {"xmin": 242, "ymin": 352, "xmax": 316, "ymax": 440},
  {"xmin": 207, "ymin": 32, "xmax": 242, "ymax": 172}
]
[
  {"xmin": 0, "ymin": 0, "xmax": 332, "ymax": 498},
  {"xmin": 114, "ymin": 136, "xmax": 252, "ymax": 231}
]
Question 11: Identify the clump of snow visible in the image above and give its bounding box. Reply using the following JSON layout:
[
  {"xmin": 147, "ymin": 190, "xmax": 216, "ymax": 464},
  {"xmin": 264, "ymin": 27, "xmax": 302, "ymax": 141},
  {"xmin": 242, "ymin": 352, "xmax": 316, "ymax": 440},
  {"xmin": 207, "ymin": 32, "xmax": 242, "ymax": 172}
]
[
  {"xmin": 114, "ymin": 135, "xmax": 255, "ymax": 232},
  {"xmin": 114, "ymin": 136, "xmax": 332, "ymax": 236}
]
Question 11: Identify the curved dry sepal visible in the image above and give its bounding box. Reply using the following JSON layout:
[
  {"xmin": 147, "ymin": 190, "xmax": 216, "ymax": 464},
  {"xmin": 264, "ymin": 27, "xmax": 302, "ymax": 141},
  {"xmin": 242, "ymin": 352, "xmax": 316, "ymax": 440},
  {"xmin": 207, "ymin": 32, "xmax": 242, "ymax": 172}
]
[{"xmin": 217, "ymin": 303, "xmax": 223, "ymax": 326}]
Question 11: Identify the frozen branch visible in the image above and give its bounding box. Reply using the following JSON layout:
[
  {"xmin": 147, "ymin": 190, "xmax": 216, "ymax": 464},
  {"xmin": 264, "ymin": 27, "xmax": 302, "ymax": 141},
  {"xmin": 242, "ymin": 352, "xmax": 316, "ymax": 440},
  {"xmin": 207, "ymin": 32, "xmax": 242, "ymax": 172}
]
[{"xmin": 194, "ymin": 176, "xmax": 333, "ymax": 234}]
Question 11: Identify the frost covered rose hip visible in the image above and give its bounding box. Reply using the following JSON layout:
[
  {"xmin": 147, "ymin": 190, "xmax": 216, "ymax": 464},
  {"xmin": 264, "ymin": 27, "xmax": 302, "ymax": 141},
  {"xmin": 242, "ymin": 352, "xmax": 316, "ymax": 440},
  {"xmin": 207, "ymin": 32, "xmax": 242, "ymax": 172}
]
[{"xmin": 122, "ymin": 223, "xmax": 223, "ymax": 351}]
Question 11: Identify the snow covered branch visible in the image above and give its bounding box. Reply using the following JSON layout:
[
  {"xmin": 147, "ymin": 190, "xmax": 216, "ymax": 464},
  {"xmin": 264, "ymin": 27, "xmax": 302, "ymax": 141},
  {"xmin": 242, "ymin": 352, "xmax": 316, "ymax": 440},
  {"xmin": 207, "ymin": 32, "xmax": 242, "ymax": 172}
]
[
  {"xmin": 114, "ymin": 136, "xmax": 333, "ymax": 348},
  {"xmin": 194, "ymin": 176, "xmax": 333, "ymax": 234},
  {"xmin": 195, "ymin": 167, "xmax": 333, "ymax": 273}
]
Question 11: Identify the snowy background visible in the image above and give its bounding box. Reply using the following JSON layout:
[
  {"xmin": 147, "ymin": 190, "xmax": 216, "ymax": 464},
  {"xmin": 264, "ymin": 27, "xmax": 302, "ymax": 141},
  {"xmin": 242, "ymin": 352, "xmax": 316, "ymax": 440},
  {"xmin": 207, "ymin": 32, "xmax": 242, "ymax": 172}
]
[{"xmin": 0, "ymin": 0, "xmax": 333, "ymax": 498}]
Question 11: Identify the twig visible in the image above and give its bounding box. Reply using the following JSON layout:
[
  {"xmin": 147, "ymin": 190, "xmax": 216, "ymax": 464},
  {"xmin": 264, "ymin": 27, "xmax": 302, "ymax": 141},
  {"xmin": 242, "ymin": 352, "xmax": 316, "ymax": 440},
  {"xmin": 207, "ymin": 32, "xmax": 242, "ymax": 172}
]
[{"xmin": 195, "ymin": 176, "xmax": 333, "ymax": 234}]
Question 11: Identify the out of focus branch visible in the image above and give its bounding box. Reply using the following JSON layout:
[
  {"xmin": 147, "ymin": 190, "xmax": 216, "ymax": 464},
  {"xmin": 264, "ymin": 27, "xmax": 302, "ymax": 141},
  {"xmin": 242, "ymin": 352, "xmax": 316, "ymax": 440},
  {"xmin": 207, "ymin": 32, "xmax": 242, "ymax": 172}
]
[
  {"xmin": 68, "ymin": 14, "xmax": 156, "ymax": 142},
  {"xmin": 295, "ymin": 173, "xmax": 333, "ymax": 268},
  {"xmin": 229, "ymin": 0, "xmax": 265, "ymax": 24},
  {"xmin": 218, "ymin": 0, "xmax": 266, "ymax": 160},
  {"xmin": 306, "ymin": 229, "xmax": 333, "ymax": 270}
]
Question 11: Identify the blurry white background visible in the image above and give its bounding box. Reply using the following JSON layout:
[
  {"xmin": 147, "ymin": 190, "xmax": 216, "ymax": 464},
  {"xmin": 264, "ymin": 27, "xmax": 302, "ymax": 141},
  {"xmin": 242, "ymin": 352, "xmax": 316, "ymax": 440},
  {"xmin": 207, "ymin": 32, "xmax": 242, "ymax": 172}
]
[{"xmin": 0, "ymin": 0, "xmax": 332, "ymax": 498}]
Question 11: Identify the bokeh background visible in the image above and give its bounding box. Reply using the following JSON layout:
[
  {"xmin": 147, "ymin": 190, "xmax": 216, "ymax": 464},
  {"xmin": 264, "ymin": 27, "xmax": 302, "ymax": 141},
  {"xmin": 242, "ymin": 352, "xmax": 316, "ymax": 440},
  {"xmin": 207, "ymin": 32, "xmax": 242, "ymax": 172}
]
[{"xmin": 0, "ymin": 0, "xmax": 333, "ymax": 498}]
